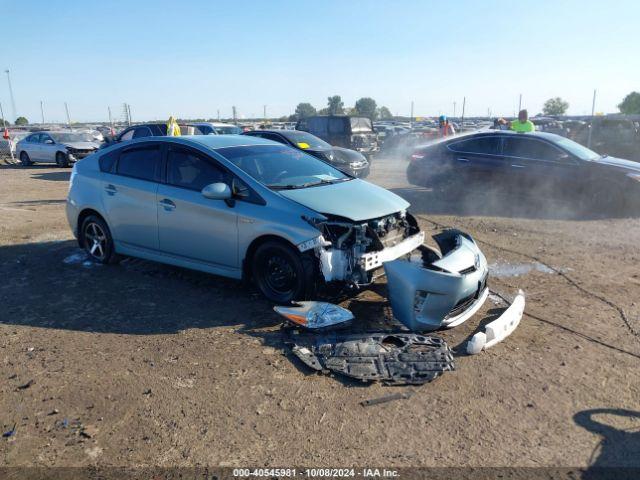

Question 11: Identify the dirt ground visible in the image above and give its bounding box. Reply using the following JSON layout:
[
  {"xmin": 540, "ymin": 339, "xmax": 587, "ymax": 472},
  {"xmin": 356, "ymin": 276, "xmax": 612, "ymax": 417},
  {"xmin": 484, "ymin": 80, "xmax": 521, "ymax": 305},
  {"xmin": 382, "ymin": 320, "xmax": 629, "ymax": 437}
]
[{"xmin": 1, "ymin": 155, "xmax": 639, "ymax": 469}]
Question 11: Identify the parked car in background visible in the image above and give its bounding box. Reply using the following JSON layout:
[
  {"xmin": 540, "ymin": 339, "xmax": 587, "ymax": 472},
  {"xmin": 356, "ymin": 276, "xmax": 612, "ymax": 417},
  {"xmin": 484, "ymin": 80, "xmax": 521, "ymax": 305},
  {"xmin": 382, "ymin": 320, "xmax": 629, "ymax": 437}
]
[
  {"xmin": 571, "ymin": 117, "xmax": 640, "ymax": 161},
  {"xmin": 103, "ymin": 123, "xmax": 206, "ymax": 146},
  {"xmin": 407, "ymin": 130, "xmax": 640, "ymax": 212},
  {"xmin": 242, "ymin": 129, "xmax": 369, "ymax": 177},
  {"xmin": 296, "ymin": 115, "xmax": 379, "ymax": 159},
  {"xmin": 187, "ymin": 122, "xmax": 243, "ymax": 135},
  {"xmin": 16, "ymin": 131, "xmax": 101, "ymax": 167},
  {"xmin": 66, "ymin": 135, "xmax": 426, "ymax": 303}
]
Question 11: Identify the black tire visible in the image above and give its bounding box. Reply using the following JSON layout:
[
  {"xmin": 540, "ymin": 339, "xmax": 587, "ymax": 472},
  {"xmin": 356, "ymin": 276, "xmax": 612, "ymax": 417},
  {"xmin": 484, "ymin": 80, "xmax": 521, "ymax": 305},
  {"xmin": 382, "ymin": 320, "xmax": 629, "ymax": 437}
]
[
  {"xmin": 80, "ymin": 215, "xmax": 120, "ymax": 264},
  {"xmin": 252, "ymin": 240, "xmax": 316, "ymax": 304},
  {"xmin": 56, "ymin": 151, "xmax": 70, "ymax": 168},
  {"xmin": 19, "ymin": 151, "xmax": 32, "ymax": 166}
]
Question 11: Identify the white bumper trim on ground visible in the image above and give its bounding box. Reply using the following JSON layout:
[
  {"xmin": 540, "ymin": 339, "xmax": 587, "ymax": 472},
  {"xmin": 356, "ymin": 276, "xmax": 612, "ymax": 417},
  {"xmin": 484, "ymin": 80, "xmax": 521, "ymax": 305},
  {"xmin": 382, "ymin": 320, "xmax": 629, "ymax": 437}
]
[{"xmin": 467, "ymin": 290, "xmax": 525, "ymax": 354}]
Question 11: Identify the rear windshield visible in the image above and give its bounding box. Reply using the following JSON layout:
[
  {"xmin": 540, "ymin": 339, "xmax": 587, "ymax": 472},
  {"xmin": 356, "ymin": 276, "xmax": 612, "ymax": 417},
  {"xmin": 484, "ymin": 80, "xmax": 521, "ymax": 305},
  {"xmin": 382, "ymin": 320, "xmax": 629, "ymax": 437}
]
[
  {"xmin": 280, "ymin": 131, "xmax": 330, "ymax": 149},
  {"xmin": 350, "ymin": 117, "xmax": 373, "ymax": 132},
  {"xmin": 217, "ymin": 144, "xmax": 349, "ymax": 189}
]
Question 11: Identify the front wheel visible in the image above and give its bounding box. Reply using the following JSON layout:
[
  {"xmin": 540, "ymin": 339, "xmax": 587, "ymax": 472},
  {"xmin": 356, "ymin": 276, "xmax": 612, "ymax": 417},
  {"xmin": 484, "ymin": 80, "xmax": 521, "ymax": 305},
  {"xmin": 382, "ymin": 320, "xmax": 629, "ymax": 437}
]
[
  {"xmin": 19, "ymin": 151, "xmax": 32, "ymax": 166},
  {"xmin": 80, "ymin": 215, "xmax": 120, "ymax": 264},
  {"xmin": 56, "ymin": 152, "xmax": 70, "ymax": 168},
  {"xmin": 252, "ymin": 240, "xmax": 316, "ymax": 304}
]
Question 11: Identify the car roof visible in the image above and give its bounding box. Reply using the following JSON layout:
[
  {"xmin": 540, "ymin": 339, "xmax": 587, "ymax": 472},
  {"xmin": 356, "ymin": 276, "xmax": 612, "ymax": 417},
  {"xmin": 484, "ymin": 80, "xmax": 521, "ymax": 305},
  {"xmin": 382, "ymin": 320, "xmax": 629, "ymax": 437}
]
[{"xmin": 445, "ymin": 129, "xmax": 564, "ymax": 143}]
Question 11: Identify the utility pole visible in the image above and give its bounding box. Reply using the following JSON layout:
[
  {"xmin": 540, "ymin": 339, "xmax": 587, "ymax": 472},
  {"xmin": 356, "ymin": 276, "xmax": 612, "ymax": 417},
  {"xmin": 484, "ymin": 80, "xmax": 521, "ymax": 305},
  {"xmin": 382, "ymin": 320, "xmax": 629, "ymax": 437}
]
[
  {"xmin": 518, "ymin": 94, "xmax": 522, "ymax": 113},
  {"xmin": 410, "ymin": 101, "xmax": 414, "ymax": 126},
  {"xmin": 4, "ymin": 69, "xmax": 17, "ymax": 121},
  {"xmin": 263, "ymin": 105, "xmax": 267, "ymax": 123},
  {"xmin": 127, "ymin": 104, "xmax": 132, "ymax": 125},
  {"xmin": 64, "ymin": 102, "xmax": 71, "ymax": 127},
  {"xmin": 453, "ymin": 101, "xmax": 456, "ymax": 119},
  {"xmin": 461, "ymin": 96, "xmax": 466, "ymax": 130},
  {"xmin": 217, "ymin": 109, "xmax": 220, "ymax": 121},
  {"xmin": 232, "ymin": 106, "xmax": 237, "ymax": 123},
  {"xmin": 587, "ymin": 89, "xmax": 597, "ymax": 149},
  {"xmin": 40, "ymin": 101, "xmax": 45, "ymax": 124},
  {"xmin": 108, "ymin": 106, "xmax": 113, "ymax": 130}
]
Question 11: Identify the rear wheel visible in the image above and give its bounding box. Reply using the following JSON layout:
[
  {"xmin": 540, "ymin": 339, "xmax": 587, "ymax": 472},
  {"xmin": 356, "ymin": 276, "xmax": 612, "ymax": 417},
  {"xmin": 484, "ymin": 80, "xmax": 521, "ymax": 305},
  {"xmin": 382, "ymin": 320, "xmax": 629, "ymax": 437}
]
[
  {"xmin": 56, "ymin": 151, "xmax": 70, "ymax": 168},
  {"xmin": 252, "ymin": 240, "xmax": 316, "ymax": 304},
  {"xmin": 80, "ymin": 215, "xmax": 120, "ymax": 264},
  {"xmin": 19, "ymin": 151, "xmax": 32, "ymax": 166}
]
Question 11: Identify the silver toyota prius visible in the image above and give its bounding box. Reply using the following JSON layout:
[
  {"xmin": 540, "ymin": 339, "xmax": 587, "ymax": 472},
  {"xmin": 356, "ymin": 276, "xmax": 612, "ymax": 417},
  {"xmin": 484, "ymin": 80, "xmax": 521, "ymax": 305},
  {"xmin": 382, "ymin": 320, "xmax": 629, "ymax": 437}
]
[{"xmin": 66, "ymin": 135, "xmax": 487, "ymax": 314}]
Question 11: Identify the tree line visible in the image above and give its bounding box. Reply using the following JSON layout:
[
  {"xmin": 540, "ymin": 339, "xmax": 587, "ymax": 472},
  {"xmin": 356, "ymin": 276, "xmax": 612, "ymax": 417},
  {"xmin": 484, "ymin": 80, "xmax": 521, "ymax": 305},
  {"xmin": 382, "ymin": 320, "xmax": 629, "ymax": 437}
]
[{"xmin": 3, "ymin": 92, "xmax": 640, "ymax": 126}]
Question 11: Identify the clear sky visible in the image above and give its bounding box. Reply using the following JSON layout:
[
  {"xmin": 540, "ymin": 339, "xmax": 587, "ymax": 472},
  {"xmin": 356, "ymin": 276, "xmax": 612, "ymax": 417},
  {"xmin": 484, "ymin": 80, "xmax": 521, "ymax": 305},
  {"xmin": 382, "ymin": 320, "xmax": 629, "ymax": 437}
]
[{"xmin": 3, "ymin": 0, "xmax": 639, "ymax": 123}]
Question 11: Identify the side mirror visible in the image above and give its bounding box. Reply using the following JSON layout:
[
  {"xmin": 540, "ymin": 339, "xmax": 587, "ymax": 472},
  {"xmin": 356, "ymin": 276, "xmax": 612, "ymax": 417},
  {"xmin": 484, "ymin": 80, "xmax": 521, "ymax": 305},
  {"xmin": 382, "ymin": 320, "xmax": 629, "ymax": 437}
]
[{"xmin": 201, "ymin": 182, "xmax": 232, "ymax": 200}]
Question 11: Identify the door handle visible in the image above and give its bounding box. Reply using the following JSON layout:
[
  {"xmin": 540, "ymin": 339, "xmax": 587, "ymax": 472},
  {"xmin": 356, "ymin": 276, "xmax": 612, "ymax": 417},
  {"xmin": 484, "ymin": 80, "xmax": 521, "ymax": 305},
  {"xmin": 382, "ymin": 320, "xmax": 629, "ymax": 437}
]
[
  {"xmin": 159, "ymin": 198, "xmax": 176, "ymax": 210},
  {"xmin": 104, "ymin": 184, "xmax": 117, "ymax": 195},
  {"xmin": 457, "ymin": 157, "xmax": 470, "ymax": 163},
  {"xmin": 511, "ymin": 164, "xmax": 526, "ymax": 168}
]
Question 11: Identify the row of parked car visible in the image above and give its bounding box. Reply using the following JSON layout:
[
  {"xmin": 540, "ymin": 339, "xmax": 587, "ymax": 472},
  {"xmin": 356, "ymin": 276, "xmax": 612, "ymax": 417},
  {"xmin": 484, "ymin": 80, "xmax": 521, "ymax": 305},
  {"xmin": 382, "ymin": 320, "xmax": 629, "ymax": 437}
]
[{"xmin": 14, "ymin": 116, "xmax": 379, "ymax": 179}]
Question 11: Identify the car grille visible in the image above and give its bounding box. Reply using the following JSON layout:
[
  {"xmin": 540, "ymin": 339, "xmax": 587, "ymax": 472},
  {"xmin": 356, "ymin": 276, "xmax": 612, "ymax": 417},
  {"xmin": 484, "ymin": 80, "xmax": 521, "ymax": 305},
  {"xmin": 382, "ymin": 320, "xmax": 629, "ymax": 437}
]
[{"xmin": 445, "ymin": 274, "xmax": 488, "ymax": 319}]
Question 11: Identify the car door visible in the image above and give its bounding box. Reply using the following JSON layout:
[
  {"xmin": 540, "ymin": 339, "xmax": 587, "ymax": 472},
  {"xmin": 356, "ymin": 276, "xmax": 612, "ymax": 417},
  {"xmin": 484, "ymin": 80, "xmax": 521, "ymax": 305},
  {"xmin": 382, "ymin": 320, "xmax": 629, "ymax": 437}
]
[
  {"xmin": 100, "ymin": 143, "xmax": 162, "ymax": 251},
  {"xmin": 40, "ymin": 133, "xmax": 58, "ymax": 163},
  {"xmin": 502, "ymin": 136, "xmax": 579, "ymax": 193},
  {"xmin": 24, "ymin": 133, "xmax": 43, "ymax": 161},
  {"xmin": 156, "ymin": 145, "xmax": 239, "ymax": 268},
  {"xmin": 446, "ymin": 135, "xmax": 505, "ymax": 186}
]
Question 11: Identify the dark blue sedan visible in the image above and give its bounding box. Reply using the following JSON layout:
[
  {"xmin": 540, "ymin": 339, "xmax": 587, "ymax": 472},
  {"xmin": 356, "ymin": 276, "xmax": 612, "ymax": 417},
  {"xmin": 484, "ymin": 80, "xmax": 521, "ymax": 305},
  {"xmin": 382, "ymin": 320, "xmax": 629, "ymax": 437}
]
[{"xmin": 406, "ymin": 131, "xmax": 640, "ymax": 212}]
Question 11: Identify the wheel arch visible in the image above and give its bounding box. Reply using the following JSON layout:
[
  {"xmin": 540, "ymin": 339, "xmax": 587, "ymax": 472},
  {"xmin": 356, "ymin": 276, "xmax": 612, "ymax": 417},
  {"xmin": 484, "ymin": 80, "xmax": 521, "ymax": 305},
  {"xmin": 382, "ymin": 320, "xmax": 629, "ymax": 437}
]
[
  {"xmin": 76, "ymin": 208, "xmax": 107, "ymax": 247},
  {"xmin": 241, "ymin": 234, "xmax": 300, "ymax": 282}
]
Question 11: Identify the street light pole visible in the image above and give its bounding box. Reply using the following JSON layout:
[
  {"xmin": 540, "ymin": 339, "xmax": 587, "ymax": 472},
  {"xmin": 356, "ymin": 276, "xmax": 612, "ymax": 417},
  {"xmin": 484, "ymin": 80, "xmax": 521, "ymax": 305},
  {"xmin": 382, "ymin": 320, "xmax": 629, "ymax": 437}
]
[
  {"xmin": 64, "ymin": 102, "xmax": 71, "ymax": 127},
  {"xmin": 4, "ymin": 70, "xmax": 17, "ymax": 121},
  {"xmin": 40, "ymin": 101, "xmax": 45, "ymax": 124},
  {"xmin": 587, "ymin": 89, "xmax": 597, "ymax": 149}
]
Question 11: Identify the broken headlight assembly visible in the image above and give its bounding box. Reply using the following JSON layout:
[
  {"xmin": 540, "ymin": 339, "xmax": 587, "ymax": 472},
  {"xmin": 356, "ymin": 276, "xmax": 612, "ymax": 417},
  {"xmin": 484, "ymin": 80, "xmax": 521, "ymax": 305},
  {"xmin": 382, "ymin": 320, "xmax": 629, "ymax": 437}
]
[{"xmin": 274, "ymin": 301, "xmax": 354, "ymax": 330}]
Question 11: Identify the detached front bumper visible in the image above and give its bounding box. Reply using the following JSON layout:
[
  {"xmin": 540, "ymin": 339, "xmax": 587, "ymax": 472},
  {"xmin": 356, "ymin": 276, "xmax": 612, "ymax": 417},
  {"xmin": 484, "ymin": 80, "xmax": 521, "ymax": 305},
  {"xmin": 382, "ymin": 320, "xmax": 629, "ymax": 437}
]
[{"xmin": 384, "ymin": 230, "xmax": 489, "ymax": 331}]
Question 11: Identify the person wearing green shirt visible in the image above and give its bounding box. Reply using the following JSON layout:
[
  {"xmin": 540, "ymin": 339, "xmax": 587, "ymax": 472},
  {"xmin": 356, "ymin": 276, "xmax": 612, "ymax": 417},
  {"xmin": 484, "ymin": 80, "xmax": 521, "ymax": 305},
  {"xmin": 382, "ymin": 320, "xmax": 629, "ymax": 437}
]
[{"xmin": 510, "ymin": 109, "xmax": 535, "ymax": 133}]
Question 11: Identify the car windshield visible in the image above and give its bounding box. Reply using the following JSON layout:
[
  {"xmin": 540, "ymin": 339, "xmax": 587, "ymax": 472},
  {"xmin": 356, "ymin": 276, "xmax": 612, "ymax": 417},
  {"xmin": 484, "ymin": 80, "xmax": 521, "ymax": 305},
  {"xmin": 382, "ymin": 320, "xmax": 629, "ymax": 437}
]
[
  {"xmin": 281, "ymin": 131, "xmax": 330, "ymax": 149},
  {"xmin": 553, "ymin": 136, "xmax": 600, "ymax": 160},
  {"xmin": 218, "ymin": 144, "xmax": 350, "ymax": 189},
  {"xmin": 49, "ymin": 132, "xmax": 95, "ymax": 143},
  {"xmin": 214, "ymin": 125, "xmax": 242, "ymax": 135}
]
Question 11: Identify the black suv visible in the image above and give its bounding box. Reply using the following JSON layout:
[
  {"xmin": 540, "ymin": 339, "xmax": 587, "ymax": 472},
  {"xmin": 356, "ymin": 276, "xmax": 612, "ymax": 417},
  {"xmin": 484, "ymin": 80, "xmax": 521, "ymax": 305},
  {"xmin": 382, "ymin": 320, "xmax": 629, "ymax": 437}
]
[{"xmin": 296, "ymin": 116, "xmax": 379, "ymax": 159}]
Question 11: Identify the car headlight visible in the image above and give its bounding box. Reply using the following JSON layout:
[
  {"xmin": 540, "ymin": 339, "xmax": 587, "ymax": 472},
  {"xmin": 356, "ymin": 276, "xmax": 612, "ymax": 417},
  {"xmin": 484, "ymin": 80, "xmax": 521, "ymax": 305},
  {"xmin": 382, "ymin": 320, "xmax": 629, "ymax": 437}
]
[{"xmin": 627, "ymin": 173, "xmax": 640, "ymax": 182}]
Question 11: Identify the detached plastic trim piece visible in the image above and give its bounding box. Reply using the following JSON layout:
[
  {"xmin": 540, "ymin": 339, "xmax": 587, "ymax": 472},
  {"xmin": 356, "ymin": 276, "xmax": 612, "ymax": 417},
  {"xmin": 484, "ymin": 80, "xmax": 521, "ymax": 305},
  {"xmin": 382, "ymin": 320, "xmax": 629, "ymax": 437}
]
[{"xmin": 467, "ymin": 290, "xmax": 525, "ymax": 355}]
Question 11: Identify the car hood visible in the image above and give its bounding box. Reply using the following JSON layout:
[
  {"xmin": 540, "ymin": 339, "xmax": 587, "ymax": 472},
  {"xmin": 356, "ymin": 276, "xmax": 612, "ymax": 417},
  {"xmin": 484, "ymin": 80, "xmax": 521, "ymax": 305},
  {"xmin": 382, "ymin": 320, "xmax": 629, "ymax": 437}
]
[
  {"xmin": 593, "ymin": 155, "xmax": 640, "ymax": 173},
  {"xmin": 63, "ymin": 141, "xmax": 100, "ymax": 150},
  {"xmin": 278, "ymin": 179, "xmax": 410, "ymax": 221}
]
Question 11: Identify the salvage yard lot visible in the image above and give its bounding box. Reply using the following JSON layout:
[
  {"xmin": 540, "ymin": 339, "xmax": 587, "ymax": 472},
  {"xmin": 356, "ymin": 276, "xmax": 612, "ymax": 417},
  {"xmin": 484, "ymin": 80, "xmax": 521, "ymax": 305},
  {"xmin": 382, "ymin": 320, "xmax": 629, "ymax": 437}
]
[{"xmin": 1, "ymin": 158, "xmax": 639, "ymax": 467}]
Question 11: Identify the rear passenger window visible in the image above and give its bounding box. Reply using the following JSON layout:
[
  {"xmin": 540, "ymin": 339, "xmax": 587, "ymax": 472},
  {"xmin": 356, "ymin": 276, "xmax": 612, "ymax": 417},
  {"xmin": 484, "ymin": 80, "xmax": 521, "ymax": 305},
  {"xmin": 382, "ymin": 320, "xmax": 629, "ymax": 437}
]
[
  {"xmin": 449, "ymin": 137, "xmax": 500, "ymax": 155},
  {"xmin": 99, "ymin": 150, "xmax": 118, "ymax": 173},
  {"xmin": 116, "ymin": 147, "xmax": 161, "ymax": 181},
  {"xmin": 119, "ymin": 129, "xmax": 134, "ymax": 141},
  {"xmin": 133, "ymin": 127, "xmax": 152, "ymax": 139},
  {"xmin": 167, "ymin": 149, "xmax": 226, "ymax": 191}
]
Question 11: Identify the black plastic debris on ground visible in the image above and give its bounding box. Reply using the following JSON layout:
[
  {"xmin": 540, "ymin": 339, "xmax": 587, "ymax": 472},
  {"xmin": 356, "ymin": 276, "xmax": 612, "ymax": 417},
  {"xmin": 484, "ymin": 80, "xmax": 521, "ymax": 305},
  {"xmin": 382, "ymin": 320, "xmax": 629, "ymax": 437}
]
[{"xmin": 286, "ymin": 331, "xmax": 455, "ymax": 385}]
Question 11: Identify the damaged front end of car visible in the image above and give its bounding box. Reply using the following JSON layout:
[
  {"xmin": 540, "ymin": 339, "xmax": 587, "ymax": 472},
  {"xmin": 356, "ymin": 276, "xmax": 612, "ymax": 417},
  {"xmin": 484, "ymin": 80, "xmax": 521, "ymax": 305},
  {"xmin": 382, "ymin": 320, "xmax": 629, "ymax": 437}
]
[
  {"xmin": 384, "ymin": 229, "xmax": 489, "ymax": 331},
  {"xmin": 298, "ymin": 210, "xmax": 425, "ymax": 287}
]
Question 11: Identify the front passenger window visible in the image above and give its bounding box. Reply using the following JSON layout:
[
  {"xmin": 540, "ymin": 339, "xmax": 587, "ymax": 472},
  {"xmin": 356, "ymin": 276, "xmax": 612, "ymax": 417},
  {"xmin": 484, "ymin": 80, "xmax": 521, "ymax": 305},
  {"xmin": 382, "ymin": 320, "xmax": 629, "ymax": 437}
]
[{"xmin": 167, "ymin": 149, "xmax": 226, "ymax": 191}]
